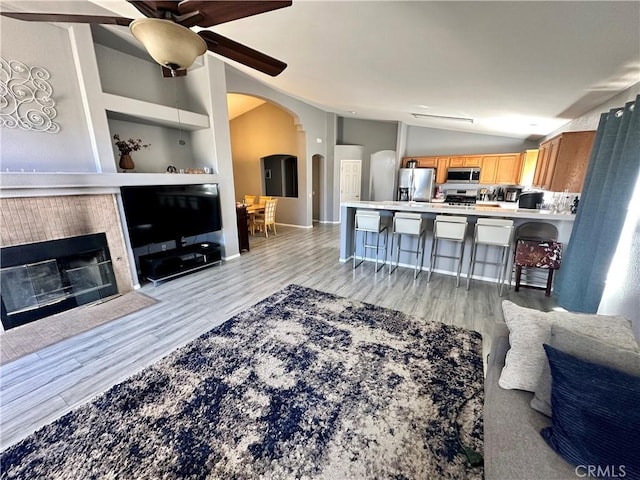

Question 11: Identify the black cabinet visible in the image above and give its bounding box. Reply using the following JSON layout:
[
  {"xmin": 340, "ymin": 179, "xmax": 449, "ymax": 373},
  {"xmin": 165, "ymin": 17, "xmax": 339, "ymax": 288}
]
[
  {"xmin": 139, "ymin": 242, "xmax": 221, "ymax": 285},
  {"xmin": 236, "ymin": 205, "xmax": 250, "ymax": 252}
]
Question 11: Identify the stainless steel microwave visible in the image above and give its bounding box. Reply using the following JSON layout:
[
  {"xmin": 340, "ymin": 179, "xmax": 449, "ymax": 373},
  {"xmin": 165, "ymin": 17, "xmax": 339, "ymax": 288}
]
[{"xmin": 446, "ymin": 167, "xmax": 480, "ymax": 183}]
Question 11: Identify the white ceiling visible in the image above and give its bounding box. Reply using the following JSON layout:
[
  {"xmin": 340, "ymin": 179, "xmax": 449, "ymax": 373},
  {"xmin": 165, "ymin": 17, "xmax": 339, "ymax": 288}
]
[{"xmin": 6, "ymin": 1, "xmax": 640, "ymax": 139}]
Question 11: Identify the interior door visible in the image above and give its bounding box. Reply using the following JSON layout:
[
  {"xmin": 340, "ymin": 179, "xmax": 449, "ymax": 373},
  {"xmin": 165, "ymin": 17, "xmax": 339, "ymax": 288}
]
[{"xmin": 340, "ymin": 160, "xmax": 362, "ymax": 202}]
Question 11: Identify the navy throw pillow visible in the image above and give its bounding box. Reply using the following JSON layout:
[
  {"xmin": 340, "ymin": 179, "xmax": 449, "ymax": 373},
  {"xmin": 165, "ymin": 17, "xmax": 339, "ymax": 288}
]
[{"xmin": 540, "ymin": 344, "xmax": 640, "ymax": 480}]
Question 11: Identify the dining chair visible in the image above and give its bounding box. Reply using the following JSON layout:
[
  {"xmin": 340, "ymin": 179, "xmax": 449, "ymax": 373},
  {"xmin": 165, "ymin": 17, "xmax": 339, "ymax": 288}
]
[
  {"xmin": 258, "ymin": 195, "xmax": 272, "ymax": 205},
  {"xmin": 254, "ymin": 198, "xmax": 278, "ymax": 237},
  {"xmin": 243, "ymin": 195, "xmax": 256, "ymax": 206}
]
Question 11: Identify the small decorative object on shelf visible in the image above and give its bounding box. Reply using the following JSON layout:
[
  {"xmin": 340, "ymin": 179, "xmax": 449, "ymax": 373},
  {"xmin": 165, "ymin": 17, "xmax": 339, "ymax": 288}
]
[{"xmin": 113, "ymin": 134, "xmax": 150, "ymax": 171}]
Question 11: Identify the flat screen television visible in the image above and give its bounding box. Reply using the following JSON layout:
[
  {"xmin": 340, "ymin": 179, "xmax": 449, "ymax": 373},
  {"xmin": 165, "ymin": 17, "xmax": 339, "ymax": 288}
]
[{"xmin": 120, "ymin": 184, "xmax": 222, "ymax": 248}]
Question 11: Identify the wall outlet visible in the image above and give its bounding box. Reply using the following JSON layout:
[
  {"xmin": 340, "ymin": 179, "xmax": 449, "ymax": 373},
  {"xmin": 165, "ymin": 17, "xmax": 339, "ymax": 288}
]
[{"xmin": 161, "ymin": 244, "xmax": 167, "ymax": 251}]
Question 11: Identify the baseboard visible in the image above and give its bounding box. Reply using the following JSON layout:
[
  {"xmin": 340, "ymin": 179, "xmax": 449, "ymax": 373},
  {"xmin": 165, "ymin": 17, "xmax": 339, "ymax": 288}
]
[
  {"xmin": 275, "ymin": 222, "xmax": 313, "ymax": 229},
  {"xmin": 223, "ymin": 253, "xmax": 240, "ymax": 261}
]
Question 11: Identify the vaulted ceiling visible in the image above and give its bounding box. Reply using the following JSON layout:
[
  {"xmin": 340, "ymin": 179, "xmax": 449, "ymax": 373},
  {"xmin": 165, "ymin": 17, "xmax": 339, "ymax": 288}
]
[{"xmin": 5, "ymin": 1, "xmax": 639, "ymax": 139}]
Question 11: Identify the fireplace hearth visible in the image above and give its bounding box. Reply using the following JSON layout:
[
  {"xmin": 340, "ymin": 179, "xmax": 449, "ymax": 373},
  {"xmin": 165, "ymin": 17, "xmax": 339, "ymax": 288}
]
[{"xmin": 1, "ymin": 233, "xmax": 118, "ymax": 330}]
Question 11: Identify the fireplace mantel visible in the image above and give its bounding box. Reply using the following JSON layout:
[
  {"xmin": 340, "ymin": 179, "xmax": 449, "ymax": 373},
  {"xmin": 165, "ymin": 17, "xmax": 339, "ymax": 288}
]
[{"xmin": 0, "ymin": 172, "xmax": 219, "ymax": 199}]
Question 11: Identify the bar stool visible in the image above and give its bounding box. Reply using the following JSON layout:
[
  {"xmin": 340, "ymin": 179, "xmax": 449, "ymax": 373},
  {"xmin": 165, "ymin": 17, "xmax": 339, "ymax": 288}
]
[
  {"xmin": 353, "ymin": 210, "xmax": 388, "ymax": 272},
  {"xmin": 514, "ymin": 239, "xmax": 562, "ymax": 296},
  {"xmin": 389, "ymin": 212, "xmax": 427, "ymax": 278},
  {"xmin": 466, "ymin": 218, "xmax": 514, "ymax": 296},
  {"xmin": 427, "ymin": 215, "xmax": 468, "ymax": 287},
  {"xmin": 510, "ymin": 221, "xmax": 559, "ymax": 287}
]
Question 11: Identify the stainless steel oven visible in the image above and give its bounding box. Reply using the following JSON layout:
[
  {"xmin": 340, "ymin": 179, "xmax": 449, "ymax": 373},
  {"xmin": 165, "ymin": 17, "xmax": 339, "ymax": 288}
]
[{"xmin": 446, "ymin": 167, "xmax": 480, "ymax": 183}]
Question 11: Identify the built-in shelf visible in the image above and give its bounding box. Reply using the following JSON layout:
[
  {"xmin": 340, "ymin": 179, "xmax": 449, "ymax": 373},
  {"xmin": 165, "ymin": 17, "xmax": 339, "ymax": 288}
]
[{"xmin": 102, "ymin": 93, "xmax": 210, "ymax": 131}]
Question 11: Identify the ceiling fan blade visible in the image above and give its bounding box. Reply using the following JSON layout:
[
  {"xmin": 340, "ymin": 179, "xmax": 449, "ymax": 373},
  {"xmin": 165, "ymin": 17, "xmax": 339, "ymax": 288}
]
[
  {"xmin": 0, "ymin": 12, "xmax": 133, "ymax": 26},
  {"xmin": 127, "ymin": 1, "xmax": 181, "ymax": 18},
  {"xmin": 198, "ymin": 30, "xmax": 286, "ymax": 76},
  {"xmin": 179, "ymin": 0, "xmax": 292, "ymax": 27}
]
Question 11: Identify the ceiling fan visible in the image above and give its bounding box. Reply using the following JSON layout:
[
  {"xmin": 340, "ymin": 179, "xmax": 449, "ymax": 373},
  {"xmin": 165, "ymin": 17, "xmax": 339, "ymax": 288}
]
[{"xmin": 1, "ymin": 0, "xmax": 292, "ymax": 77}]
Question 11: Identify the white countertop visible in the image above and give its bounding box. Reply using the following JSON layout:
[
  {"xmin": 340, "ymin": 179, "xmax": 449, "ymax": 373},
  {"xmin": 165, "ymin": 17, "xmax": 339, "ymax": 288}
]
[{"xmin": 341, "ymin": 200, "xmax": 576, "ymax": 221}]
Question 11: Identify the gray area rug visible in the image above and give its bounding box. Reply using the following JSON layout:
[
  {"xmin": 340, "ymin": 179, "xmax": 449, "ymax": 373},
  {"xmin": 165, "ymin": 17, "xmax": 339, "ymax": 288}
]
[
  {"xmin": 0, "ymin": 291, "xmax": 158, "ymax": 365},
  {"xmin": 0, "ymin": 285, "xmax": 484, "ymax": 479}
]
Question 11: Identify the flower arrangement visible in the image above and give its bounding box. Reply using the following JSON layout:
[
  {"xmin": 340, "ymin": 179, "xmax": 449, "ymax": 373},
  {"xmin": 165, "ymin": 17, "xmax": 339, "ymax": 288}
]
[{"xmin": 113, "ymin": 134, "xmax": 150, "ymax": 155}]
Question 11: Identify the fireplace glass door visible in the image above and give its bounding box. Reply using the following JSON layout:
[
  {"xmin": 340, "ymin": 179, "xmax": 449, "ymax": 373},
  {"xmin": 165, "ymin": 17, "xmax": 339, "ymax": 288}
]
[{"xmin": 1, "ymin": 233, "xmax": 118, "ymax": 330}]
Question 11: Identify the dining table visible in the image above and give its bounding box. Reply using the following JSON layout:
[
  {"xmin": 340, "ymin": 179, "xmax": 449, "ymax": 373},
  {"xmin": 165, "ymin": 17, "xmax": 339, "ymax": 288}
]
[
  {"xmin": 245, "ymin": 203, "xmax": 265, "ymax": 215},
  {"xmin": 243, "ymin": 203, "xmax": 265, "ymax": 235}
]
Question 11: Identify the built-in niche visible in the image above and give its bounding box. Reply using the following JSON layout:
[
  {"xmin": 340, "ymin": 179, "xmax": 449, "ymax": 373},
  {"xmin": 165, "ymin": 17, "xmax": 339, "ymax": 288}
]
[{"xmin": 262, "ymin": 154, "xmax": 298, "ymax": 197}]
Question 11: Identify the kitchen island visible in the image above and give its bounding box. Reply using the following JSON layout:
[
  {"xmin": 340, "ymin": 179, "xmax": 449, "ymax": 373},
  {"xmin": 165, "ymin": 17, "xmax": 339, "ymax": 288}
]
[{"xmin": 340, "ymin": 200, "xmax": 576, "ymax": 285}]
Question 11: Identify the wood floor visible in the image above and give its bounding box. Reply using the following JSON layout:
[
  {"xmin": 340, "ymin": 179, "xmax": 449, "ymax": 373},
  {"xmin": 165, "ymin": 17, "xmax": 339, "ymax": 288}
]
[{"xmin": 0, "ymin": 223, "xmax": 556, "ymax": 451}]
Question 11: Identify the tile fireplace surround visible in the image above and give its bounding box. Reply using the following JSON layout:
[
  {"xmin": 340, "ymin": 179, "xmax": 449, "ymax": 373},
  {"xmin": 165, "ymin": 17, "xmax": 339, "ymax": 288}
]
[{"xmin": 0, "ymin": 194, "xmax": 134, "ymax": 333}]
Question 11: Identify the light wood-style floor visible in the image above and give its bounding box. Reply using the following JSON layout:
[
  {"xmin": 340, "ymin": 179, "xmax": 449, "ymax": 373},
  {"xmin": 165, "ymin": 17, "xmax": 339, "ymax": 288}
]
[{"xmin": 0, "ymin": 224, "xmax": 556, "ymax": 450}]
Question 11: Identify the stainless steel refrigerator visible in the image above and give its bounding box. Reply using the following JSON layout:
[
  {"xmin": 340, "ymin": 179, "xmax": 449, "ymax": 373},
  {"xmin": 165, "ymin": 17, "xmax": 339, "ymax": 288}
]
[{"xmin": 398, "ymin": 168, "xmax": 435, "ymax": 202}]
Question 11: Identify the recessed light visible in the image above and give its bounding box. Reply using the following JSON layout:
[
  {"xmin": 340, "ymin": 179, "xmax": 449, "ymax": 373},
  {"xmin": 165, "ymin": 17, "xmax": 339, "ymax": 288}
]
[{"xmin": 348, "ymin": 111, "xmax": 357, "ymax": 114}]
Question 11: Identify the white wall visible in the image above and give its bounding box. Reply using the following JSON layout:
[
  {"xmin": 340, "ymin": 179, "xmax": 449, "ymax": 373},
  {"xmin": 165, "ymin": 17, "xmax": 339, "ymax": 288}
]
[
  {"xmin": 338, "ymin": 118, "xmax": 398, "ymax": 201},
  {"xmin": 543, "ymin": 82, "xmax": 640, "ymax": 140},
  {"xmin": 404, "ymin": 124, "xmax": 538, "ymax": 156},
  {"xmin": 0, "ymin": 17, "xmax": 95, "ymax": 172}
]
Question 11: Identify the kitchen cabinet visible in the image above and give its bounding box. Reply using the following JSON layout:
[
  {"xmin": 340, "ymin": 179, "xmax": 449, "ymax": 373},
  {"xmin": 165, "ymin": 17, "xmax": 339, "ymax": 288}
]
[
  {"xmin": 479, "ymin": 156, "xmax": 498, "ymax": 183},
  {"xmin": 435, "ymin": 157, "xmax": 449, "ymax": 183},
  {"xmin": 417, "ymin": 157, "xmax": 438, "ymax": 168},
  {"xmin": 449, "ymin": 156, "xmax": 481, "ymax": 167},
  {"xmin": 401, "ymin": 156, "xmax": 449, "ymax": 183},
  {"xmin": 495, "ymin": 154, "xmax": 521, "ymax": 184},
  {"xmin": 404, "ymin": 150, "xmax": 533, "ymax": 185},
  {"xmin": 533, "ymin": 131, "xmax": 595, "ymax": 192},
  {"xmin": 477, "ymin": 154, "xmax": 520, "ymax": 184},
  {"xmin": 518, "ymin": 149, "xmax": 539, "ymax": 186}
]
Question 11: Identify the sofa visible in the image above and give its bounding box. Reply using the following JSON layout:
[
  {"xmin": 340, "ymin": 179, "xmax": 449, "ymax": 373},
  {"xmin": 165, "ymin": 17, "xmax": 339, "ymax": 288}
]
[
  {"xmin": 483, "ymin": 302, "xmax": 640, "ymax": 480},
  {"xmin": 484, "ymin": 322, "xmax": 577, "ymax": 480}
]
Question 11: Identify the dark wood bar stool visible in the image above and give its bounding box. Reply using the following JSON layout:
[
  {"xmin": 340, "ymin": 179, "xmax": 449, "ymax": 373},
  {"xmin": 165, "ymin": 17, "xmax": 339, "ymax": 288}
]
[{"xmin": 514, "ymin": 239, "xmax": 562, "ymax": 296}]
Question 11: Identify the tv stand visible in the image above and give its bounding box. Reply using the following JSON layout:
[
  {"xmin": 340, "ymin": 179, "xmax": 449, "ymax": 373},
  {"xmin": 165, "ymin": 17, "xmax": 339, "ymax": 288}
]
[{"xmin": 139, "ymin": 242, "xmax": 221, "ymax": 286}]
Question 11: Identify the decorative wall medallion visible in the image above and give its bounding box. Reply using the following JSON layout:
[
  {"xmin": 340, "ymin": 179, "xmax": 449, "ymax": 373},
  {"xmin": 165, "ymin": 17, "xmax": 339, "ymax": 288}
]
[{"xmin": 0, "ymin": 57, "xmax": 60, "ymax": 133}]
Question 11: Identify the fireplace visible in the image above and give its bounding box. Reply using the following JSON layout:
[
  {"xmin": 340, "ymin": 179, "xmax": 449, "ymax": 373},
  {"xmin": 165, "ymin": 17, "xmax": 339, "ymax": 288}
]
[{"xmin": 0, "ymin": 233, "xmax": 118, "ymax": 330}]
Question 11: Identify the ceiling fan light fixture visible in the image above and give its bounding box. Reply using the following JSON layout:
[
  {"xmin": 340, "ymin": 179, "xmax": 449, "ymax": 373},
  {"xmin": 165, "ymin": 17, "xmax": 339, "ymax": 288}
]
[{"xmin": 130, "ymin": 18, "xmax": 207, "ymax": 70}]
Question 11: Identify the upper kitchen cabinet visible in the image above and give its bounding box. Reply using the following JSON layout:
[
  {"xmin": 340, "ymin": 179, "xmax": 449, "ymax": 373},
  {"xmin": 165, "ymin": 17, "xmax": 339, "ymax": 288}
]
[
  {"xmin": 533, "ymin": 131, "xmax": 595, "ymax": 192},
  {"xmin": 449, "ymin": 156, "xmax": 481, "ymax": 167},
  {"xmin": 518, "ymin": 149, "xmax": 539, "ymax": 186},
  {"xmin": 477, "ymin": 154, "xmax": 521, "ymax": 184},
  {"xmin": 401, "ymin": 157, "xmax": 449, "ymax": 183},
  {"xmin": 495, "ymin": 154, "xmax": 521, "ymax": 184},
  {"xmin": 479, "ymin": 156, "xmax": 498, "ymax": 183}
]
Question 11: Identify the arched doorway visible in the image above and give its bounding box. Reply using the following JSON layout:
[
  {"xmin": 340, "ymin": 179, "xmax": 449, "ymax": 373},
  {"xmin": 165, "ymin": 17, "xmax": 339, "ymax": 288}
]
[{"xmin": 227, "ymin": 93, "xmax": 308, "ymax": 227}]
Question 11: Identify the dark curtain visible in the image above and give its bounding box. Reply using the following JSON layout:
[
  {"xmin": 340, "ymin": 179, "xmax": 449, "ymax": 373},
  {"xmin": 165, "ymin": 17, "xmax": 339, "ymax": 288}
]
[{"xmin": 555, "ymin": 94, "xmax": 640, "ymax": 312}]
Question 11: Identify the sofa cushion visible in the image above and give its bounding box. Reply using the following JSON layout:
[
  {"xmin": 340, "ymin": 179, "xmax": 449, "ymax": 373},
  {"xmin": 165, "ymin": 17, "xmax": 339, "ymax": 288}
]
[
  {"xmin": 484, "ymin": 329, "xmax": 577, "ymax": 480},
  {"xmin": 531, "ymin": 325, "xmax": 640, "ymax": 416},
  {"xmin": 540, "ymin": 345, "xmax": 640, "ymax": 477},
  {"xmin": 498, "ymin": 301, "xmax": 636, "ymax": 392}
]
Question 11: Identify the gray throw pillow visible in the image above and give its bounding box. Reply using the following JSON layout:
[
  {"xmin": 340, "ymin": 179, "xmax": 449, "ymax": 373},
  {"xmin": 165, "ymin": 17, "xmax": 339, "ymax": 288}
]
[
  {"xmin": 498, "ymin": 300, "xmax": 637, "ymax": 392},
  {"xmin": 531, "ymin": 325, "xmax": 640, "ymax": 416}
]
